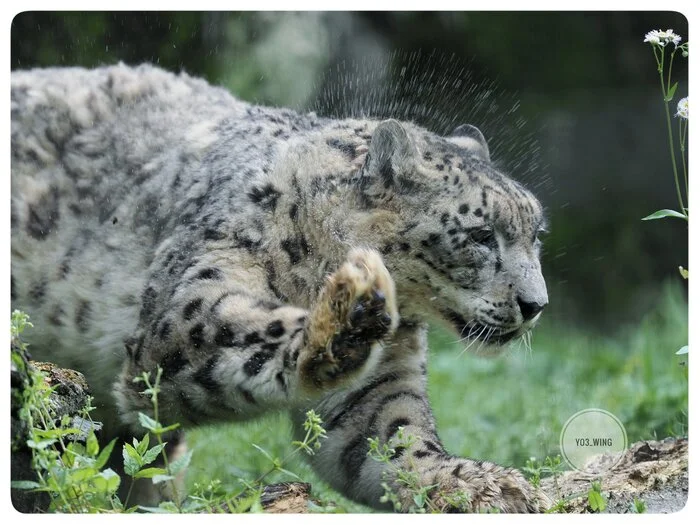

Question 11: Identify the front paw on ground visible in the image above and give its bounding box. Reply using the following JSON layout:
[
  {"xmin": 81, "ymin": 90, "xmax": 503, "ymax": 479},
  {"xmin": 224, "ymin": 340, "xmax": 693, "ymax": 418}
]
[{"xmin": 397, "ymin": 461, "xmax": 550, "ymax": 514}]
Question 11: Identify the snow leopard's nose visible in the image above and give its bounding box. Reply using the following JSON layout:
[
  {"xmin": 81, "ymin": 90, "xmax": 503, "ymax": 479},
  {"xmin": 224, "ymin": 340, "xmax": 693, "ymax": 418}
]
[{"xmin": 517, "ymin": 297, "xmax": 546, "ymax": 321}]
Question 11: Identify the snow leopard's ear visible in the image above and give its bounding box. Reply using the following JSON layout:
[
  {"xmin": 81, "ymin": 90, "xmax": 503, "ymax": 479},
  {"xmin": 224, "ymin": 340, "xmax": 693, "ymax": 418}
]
[
  {"xmin": 447, "ymin": 124, "xmax": 490, "ymax": 162},
  {"xmin": 358, "ymin": 120, "xmax": 417, "ymax": 190}
]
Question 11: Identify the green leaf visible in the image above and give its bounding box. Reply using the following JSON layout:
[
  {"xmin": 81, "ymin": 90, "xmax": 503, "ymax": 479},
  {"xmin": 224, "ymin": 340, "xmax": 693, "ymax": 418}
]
[
  {"xmin": 169, "ymin": 449, "xmax": 193, "ymax": 475},
  {"xmin": 665, "ymin": 82, "xmax": 678, "ymax": 101},
  {"xmin": 141, "ymin": 443, "xmax": 167, "ymax": 466},
  {"xmin": 136, "ymin": 433, "xmax": 150, "ymax": 456},
  {"xmin": 642, "ymin": 209, "xmax": 687, "ymax": 221},
  {"xmin": 86, "ymin": 431, "xmax": 99, "ymax": 457},
  {"xmin": 94, "ymin": 438, "xmax": 118, "ymax": 470},
  {"xmin": 26, "ymin": 438, "xmax": 57, "ymax": 450},
  {"xmin": 413, "ymin": 493, "xmax": 426, "ymax": 508},
  {"xmin": 11, "ymin": 480, "xmax": 42, "ymax": 490},
  {"xmin": 134, "ymin": 467, "xmax": 169, "ymax": 479},
  {"xmin": 152, "ymin": 474, "xmax": 175, "ymax": 484},
  {"xmin": 679, "ymin": 266, "xmax": 689, "ymax": 279},
  {"xmin": 588, "ymin": 488, "xmax": 607, "ymax": 512},
  {"xmin": 123, "ymin": 444, "xmax": 142, "ymax": 477},
  {"xmin": 251, "ymin": 443, "xmax": 275, "ymax": 462},
  {"xmin": 137, "ymin": 413, "xmax": 159, "ymax": 432},
  {"xmin": 93, "ymin": 468, "xmax": 121, "ymax": 493},
  {"xmin": 676, "ymin": 346, "xmax": 688, "ymax": 355}
]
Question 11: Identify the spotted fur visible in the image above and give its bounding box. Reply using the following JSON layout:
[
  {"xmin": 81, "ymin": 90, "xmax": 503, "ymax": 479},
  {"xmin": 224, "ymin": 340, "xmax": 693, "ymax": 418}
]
[{"xmin": 11, "ymin": 64, "xmax": 549, "ymax": 512}]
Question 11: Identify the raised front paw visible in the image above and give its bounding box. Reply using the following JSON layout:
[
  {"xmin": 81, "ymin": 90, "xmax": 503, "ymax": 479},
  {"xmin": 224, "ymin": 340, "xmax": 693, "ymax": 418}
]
[
  {"xmin": 301, "ymin": 248, "xmax": 399, "ymax": 389},
  {"xmin": 396, "ymin": 458, "xmax": 550, "ymax": 513}
]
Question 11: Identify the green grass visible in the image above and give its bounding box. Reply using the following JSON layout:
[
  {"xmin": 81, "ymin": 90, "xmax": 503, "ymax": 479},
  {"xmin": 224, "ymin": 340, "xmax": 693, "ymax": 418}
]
[{"xmin": 186, "ymin": 280, "xmax": 688, "ymax": 512}]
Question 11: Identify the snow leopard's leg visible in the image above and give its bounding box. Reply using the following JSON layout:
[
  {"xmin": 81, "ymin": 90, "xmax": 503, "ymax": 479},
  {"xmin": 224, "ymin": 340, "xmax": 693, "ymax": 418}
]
[
  {"xmin": 298, "ymin": 324, "xmax": 550, "ymax": 513},
  {"xmin": 113, "ymin": 247, "xmax": 399, "ymax": 431}
]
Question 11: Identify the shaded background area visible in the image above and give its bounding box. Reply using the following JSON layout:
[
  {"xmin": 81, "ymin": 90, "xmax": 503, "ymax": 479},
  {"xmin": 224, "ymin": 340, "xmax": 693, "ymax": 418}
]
[
  {"xmin": 11, "ymin": 12, "xmax": 689, "ymax": 511},
  {"xmin": 12, "ymin": 11, "xmax": 688, "ymax": 329}
]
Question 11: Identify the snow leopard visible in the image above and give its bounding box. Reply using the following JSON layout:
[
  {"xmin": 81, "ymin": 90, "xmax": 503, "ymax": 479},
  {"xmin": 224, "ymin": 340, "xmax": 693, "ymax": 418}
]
[{"xmin": 11, "ymin": 63, "xmax": 549, "ymax": 512}]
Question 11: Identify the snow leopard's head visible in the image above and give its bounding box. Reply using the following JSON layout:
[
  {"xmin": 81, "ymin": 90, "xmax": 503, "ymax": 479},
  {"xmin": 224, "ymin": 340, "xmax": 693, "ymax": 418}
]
[{"xmin": 349, "ymin": 119, "xmax": 548, "ymax": 352}]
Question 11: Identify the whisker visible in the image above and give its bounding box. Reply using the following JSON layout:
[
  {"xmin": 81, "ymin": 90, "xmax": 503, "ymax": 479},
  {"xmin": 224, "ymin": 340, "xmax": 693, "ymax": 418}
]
[{"xmin": 458, "ymin": 324, "xmax": 488, "ymax": 357}]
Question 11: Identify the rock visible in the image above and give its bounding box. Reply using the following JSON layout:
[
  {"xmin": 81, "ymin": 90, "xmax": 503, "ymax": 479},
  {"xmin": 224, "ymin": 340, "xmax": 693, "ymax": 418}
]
[{"xmin": 541, "ymin": 437, "xmax": 688, "ymax": 513}]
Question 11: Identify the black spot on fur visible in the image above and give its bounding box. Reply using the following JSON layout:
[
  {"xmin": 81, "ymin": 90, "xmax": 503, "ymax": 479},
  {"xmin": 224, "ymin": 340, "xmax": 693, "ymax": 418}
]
[
  {"xmin": 161, "ymin": 349, "xmax": 190, "ymax": 378},
  {"xmin": 196, "ymin": 267, "xmax": 223, "ymax": 280},
  {"xmin": 183, "ymin": 298, "xmax": 203, "ymax": 321},
  {"xmin": 244, "ymin": 332, "xmax": 264, "ymax": 345},
  {"xmin": 266, "ymin": 320, "xmax": 285, "ymax": 338},
  {"xmin": 112, "ymin": 216, "xmax": 118, "ymax": 225},
  {"xmin": 390, "ymin": 446, "xmax": 407, "ymax": 460},
  {"xmin": 341, "ymin": 434, "xmax": 369, "ymax": 481},
  {"xmin": 214, "ymin": 324, "xmax": 237, "ymax": 347},
  {"xmin": 189, "ymin": 323, "xmax": 205, "ymax": 348},
  {"xmin": 474, "ymin": 208, "xmax": 483, "ymax": 217},
  {"xmin": 275, "ymin": 371, "xmax": 287, "ymax": 390},
  {"xmin": 140, "ymin": 286, "xmax": 157, "ymax": 322},
  {"xmin": 436, "ymin": 164, "xmax": 445, "ymax": 171},
  {"xmin": 289, "ymin": 203, "xmax": 298, "ymax": 220},
  {"xmin": 248, "ymin": 183, "xmax": 280, "ymax": 211},
  {"xmin": 11, "ymin": 275, "xmax": 17, "ymax": 301},
  {"xmin": 75, "ymin": 301, "xmax": 91, "ymax": 334},
  {"xmin": 424, "ymin": 440, "xmax": 444, "ymax": 454},
  {"xmin": 26, "ymin": 186, "xmax": 60, "ymax": 240},
  {"xmin": 281, "ymin": 236, "xmax": 309, "ymax": 265},
  {"xmin": 158, "ymin": 320, "xmax": 171, "ymax": 340},
  {"xmin": 29, "ymin": 278, "xmax": 47, "ymax": 304},
  {"xmin": 48, "ymin": 305, "xmax": 65, "ymax": 326},
  {"xmin": 398, "ymin": 242, "xmax": 410, "ymax": 252},
  {"xmin": 204, "ymin": 228, "xmax": 226, "ymax": 240},
  {"xmin": 243, "ymin": 349, "xmax": 275, "ymax": 376},
  {"xmin": 423, "ymin": 151, "xmax": 433, "ymax": 161},
  {"xmin": 458, "ymin": 203, "xmax": 469, "ymax": 215},
  {"xmin": 193, "ymin": 354, "xmax": 221, "ymax": 392},
  {"xmin": 327, "ymin": 138, "xmax": 356, "ymax": 160},
  {"xmin": 386, "ymin": 417, "xmax": 411, "ymax": 440},
  {"xmin": 413, "ymin": 450, "xmax": 430, "ymax": 459}
]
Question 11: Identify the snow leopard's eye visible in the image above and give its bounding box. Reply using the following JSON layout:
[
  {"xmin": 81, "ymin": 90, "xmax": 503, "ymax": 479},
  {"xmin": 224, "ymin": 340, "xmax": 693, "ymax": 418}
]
[
  {"xmin": 470, "ymin": 228, "xmax": 496, "ymax": 248},
  {"xmin": 533, "ymin": 227, "xmax": 548, "ymax": 245}
]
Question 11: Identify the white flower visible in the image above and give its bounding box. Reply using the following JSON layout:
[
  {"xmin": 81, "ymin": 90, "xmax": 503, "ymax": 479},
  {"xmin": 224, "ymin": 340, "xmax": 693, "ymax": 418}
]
[
  {"xmin": 644, "ymin": 30, "xmax": 662, "ymax": 46},
  {"xmin": 644, "ymin": 29, "xmax": 682, "ymax": 47},
  {"xmin": 676, "ymin": 97, "xmax": 688, "ymax": 119}
]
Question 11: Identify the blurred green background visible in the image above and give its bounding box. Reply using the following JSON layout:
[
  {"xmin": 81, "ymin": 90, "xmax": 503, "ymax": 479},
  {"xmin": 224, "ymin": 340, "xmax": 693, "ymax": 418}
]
[{"xmin": 12, "ymin": 12, "xmax": 688, "ymax": 511}]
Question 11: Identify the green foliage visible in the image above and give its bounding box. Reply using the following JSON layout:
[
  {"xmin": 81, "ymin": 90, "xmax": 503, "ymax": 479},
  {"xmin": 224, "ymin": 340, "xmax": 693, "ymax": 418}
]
[
  {"xmin": 523, "ymin": 455, "xmax": 564, "ymax": 488},
  {"xmin": 587, "ymin": 481, "xmax": 607, "ymax": 512},
  {"xmin": 642, "ymin": 209, "xmax": 687, "ymax": 221},
  {"xmin": 631, "ymin": 497, "xmax": 647, "ymax": 513}
]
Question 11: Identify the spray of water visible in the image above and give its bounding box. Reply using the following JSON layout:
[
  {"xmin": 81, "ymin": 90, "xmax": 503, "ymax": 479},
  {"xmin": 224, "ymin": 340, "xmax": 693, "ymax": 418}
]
[{"xmin": 304, "ymin": 49, "xmax": 553, "ymax": 193}]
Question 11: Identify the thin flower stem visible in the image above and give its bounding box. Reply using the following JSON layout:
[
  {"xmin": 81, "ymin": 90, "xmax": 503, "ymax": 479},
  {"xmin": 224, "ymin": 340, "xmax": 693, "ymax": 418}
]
[
  {"xmin": 656, "ymin": 51, "xmax": 685, "ymax": 214},
  {"xmin": 667, "ymin": 48, "xmax": 676, "ymax": 93},
  {"xmin": 679, "ymin": 117, "xmax": 688, "ymax": 204}
]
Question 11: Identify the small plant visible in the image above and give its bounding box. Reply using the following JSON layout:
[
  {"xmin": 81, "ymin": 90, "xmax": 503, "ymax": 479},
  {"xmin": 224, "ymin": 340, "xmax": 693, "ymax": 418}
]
[
  {"xmin": 587, "ymin": 480, "xmax": 607, "ymax": 513},
  {"xmin": 11, "ymin": 310, "xmax": 122, "ymax": 513},
  {"xmin": 641, "ymin": 29, "xmax": 689, "ymax": 360},
  {"xmin": 630, "ymin": 497, "xmax": 647, "ymax": 513},
  {"xmin": 523, "ymin": 455, "xmax": 564, "ymax": 489}
]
